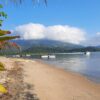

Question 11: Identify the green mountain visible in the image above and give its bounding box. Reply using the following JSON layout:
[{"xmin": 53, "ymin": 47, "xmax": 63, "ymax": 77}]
[
  {"xmin": 1, "ymin": 39, "xmax": 100, "ymax": 55},
  {"xmin": 69, "ymin": 46, "xmax": 100, "ymax": 52},
  {"xmin": 15, "ymin": 39, "xmax": 83, "ymax": 53}
]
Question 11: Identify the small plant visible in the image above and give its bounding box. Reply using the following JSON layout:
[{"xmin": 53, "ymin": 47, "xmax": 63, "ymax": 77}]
[
  {"xmin": 0, "ymin": 62, "xmax": 5, "ymax": 71},
  {"xmin": 0, "ymin": 62, "xmax": 7, "ymax": 95},
  {"xmin": 0, "ymin": 84, "xmax": 7, "ymax": 94}
]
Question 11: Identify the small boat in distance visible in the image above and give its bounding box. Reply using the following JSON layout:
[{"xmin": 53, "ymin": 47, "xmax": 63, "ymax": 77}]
[
  {"xmin": 26, "ymin": 54, "xmax": 31, "ymax": 57},
  {"xmin": 49, "ymin": 55, "xmax": 56, "ymax": 59},
  {"xmin": 85, "ymin": 51, "xmax": 91, "ymax": 56},
  {"xmin": 41, "ymin": 55, "xmax": 49, "ymax": 59},
  {"xmin": 41, "ymin": 55, "xmax": 56, "ymax": 59}
]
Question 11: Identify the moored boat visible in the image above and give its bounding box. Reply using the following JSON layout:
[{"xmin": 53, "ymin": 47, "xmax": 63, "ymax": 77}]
[
  {"xmin": 85, "ymin": 51, "xmax": 91, "ymax": 56},
  {"xmin": 48, "ymin": 55, "xmax": 56, "ymax": 59},
  {"xmin": 41, "ymin": 55, "xmax": 49, "ymax": 59}
]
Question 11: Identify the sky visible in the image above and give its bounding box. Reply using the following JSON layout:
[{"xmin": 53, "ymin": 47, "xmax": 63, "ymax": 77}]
[{"xmin": 1, "ymin": 0, "xmax": 100, "ymax": 46}]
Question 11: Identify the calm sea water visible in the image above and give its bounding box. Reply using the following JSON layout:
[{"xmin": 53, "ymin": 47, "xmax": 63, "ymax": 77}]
[{"xmin": 39, "ymin": 52, "xmax": 100, "ymax": 83}]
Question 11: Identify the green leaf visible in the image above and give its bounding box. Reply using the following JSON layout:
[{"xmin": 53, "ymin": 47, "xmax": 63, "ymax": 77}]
[
  {"xmin": 0, "ymin": 36, "xmax": 20, "ymax": 41},
  {"xmin": 0, "ymin": 30, "xmax": 11, "ymax": 36},
  {"xmin": 0, "ymin": 12, "xmax": 7, "ymax": 19},
  {"xmin": 0, "ymin": 20, "xmax": 3, "ymax": 26},
  {"xmin": 0, "ymin": 4, "xmax": 3, "ymax": 8}
]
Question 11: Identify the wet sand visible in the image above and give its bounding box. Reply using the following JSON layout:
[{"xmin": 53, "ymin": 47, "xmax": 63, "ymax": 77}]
[{"xmin": 0, "ymin": 57, "xmax": 100, "ymax": 100}]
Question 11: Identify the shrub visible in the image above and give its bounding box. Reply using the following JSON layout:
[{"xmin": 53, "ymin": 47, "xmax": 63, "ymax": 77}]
[{"xmin": 0, "ymin": 62, "xmax": 6, "ymax": 71}]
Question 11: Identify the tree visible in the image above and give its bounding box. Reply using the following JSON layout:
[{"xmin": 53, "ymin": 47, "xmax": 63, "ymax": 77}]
[
  {"xmin": 0, "ymin": 0, "xmax": 47, "ymax": 53},
  {"xmin": 0, "ymin": 0, "xmax": 48, "ymax": 95},
  {"xmin": 0, "ymin": 3, "xmax": 20, "ymax": 54}
]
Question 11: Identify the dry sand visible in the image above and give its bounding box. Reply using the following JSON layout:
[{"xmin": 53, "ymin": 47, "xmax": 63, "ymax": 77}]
[{"xmin": 0, "ymin": 57, "xmax": 100, "ymax": 100}]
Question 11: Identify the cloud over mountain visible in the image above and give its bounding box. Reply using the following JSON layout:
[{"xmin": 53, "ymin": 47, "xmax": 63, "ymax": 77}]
[
  {"xmin": 13, "ymin": 23, "xmax": 86, "ymax": 44},
  {"xmin": 84, "ymin": 32, "xmax": 100, "ymax": 46}
]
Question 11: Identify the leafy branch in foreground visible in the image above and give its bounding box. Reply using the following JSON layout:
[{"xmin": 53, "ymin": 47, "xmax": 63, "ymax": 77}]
[
  {"xmin": 0, "ymin": 4, "xmax": 7, "ymax": 26},
  {"xmin": 0, "ymin": 3, "xmax": 20, "ymax": 53},
  {"xmin": 0, "ymin": 30, "xmax": 20, "ymax": 53}
]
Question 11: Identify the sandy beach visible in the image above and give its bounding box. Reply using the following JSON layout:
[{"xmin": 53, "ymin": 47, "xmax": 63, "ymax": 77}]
[{"xmin": 0, "ymin": 57, "xmax": 100, "ymax": 100}]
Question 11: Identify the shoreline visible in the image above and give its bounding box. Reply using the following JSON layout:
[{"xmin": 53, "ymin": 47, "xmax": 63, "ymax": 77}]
[
  {"xmin": 0, "ymin": 57, "xmax": 100, "ymax": 100},
  {"xmin": 22, "ymin": 58, "xmax": 100, "ymax": 85},
  {"xmin": 37, "ymin": 59, "xmax": 100, "ymax": 85},
  {"xmin": 34, "ymin": 59, "xmax": 99, "ymax": 84}
]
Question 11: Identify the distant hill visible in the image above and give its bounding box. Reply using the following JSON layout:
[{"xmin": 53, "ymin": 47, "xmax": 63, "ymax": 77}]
[
  {"xmin": 13, "ymin": 39, "xmax": 83, "ymax": 50},
  {"xmin": 1, "ymin": 39, "xmax": 100, "ymax": 55},
  {"xmin": 69, "ymin": 46, "xmax": 100, "ymax": 52},
  {"xmin": 96, "ymin": 46, "xmax": 100, "ymax": 48},
  {"xmin": 13, "ymin": 39, "xmax": 83, "ymax": 53}
]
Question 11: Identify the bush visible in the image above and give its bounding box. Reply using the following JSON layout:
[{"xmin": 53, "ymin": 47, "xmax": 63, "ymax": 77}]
[{"xmin": 0, "ymin": 62, "xmax": 5, "ymax": 71}]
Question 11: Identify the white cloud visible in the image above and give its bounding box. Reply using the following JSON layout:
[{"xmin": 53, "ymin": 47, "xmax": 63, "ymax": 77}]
[
  {"xmin": 14, "ymin": 23, "xmax": 45, "ymax": 40},
  {"xmin": 96, "ymin": 32, "xmax": 100, "ymax": 36},
  {"xmin": 13, "ymin": 23, "xmax": 86, "ymax": 44},
  {"xmin": 84, "ymin": 32, "xmax": 100, "ymax": 46},
  {"xmin": 45, "ymin": 25, "xmax": 86, "ymax": 44}
]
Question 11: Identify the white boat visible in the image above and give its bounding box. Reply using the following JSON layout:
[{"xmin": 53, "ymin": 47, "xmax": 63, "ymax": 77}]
[
  {"xmin": 41, "ymin": 55, "xmax": 49, "ymax": 59},
  {"xmin": 85, "ymin": 51, "xmax": 91, "ymax": 56},
  {"xmin": 13, "ymin": 55, "xmax": 20, "ymax": 58},
  {"xmin": 41, "ymin": 55, "xmax": 56, "ymax": 59},
  {"xmin": 26, "ymin": 54, "xmax": 31, "ymax": 57},
  {"xmin": 48, "ymin": 55, "xmax": 56, "ymax": 59}
]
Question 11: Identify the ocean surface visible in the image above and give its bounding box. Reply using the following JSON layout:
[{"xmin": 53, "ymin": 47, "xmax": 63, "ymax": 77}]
[{"xmin": 38, "ymin": 52, "xmax": 100, "ymax": 83}]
